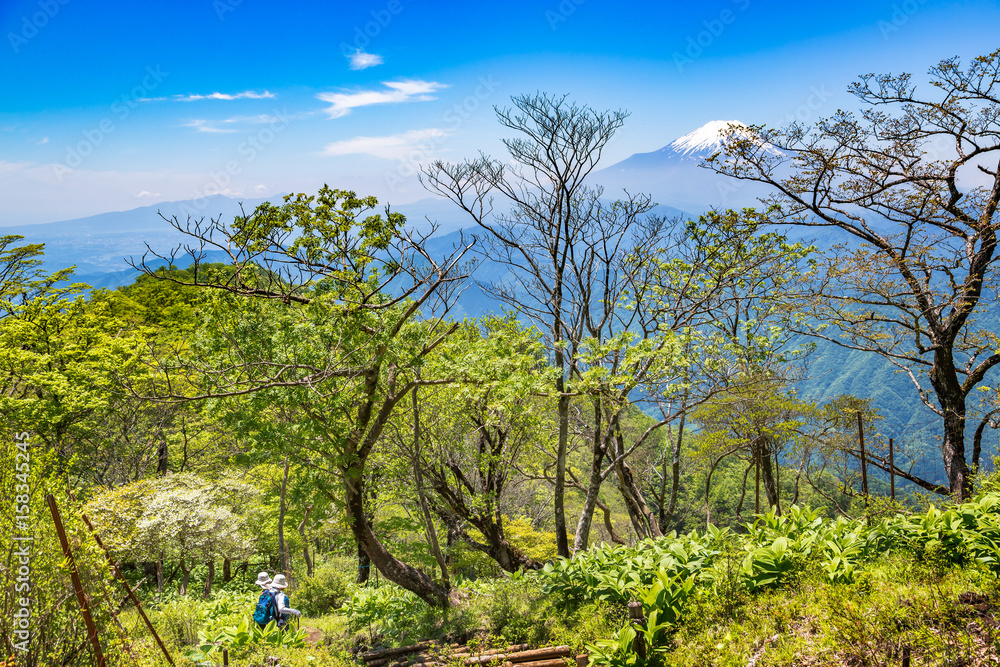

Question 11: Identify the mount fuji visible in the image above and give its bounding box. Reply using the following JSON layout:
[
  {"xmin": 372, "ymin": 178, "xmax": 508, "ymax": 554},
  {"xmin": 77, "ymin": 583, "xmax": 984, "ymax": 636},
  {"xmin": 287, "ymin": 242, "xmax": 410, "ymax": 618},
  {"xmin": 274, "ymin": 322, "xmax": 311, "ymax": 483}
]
[{"xmin": 595, "ymin": 120, "xmax": 778, "ymax": 212}]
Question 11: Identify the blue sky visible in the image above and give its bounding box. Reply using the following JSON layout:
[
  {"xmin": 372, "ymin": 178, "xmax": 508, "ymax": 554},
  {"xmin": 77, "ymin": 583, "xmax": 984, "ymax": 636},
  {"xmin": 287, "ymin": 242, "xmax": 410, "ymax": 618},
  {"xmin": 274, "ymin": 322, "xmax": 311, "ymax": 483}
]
[{"xmin": 1, "ymin": 0, "xmax": 999, "ymax": 224}]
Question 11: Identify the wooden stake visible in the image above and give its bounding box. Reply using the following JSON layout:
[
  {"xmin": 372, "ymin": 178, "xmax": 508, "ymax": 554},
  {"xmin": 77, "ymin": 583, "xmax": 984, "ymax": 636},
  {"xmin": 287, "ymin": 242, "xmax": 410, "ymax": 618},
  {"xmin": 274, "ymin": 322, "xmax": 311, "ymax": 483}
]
[
  {"xmin": 857, "ymin": 411, "xmax": 869, "ymax": 504},
  {"xmin": 754, "ymin": 443, "xmax": 760, "ymax": 514},
  {"xmin": 46, "ymin": 494, "xmax": 106, "ymax": 667},
  {"xmin": 628, "ymin": 602, "xmax": 646, "ymax": 662},
  {"xmin": 72, "ymin": 495, "xmax": 176, "ymax": 665},
  {"xmin": 889, "ymin": 437, "xmax": 896, "ymax": 501}
]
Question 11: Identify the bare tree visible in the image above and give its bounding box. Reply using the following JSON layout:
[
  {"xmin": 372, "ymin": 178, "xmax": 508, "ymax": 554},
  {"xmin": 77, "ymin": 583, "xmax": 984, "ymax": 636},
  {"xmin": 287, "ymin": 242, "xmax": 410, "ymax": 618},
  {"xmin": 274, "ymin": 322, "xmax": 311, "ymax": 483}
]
[
  {"xmin": 712, "ymin": 50, "xmax": 1000, "ymax": 499},
  {"xmin": 423, "ymin": 93, "xmax": 636, "ymax": 556}
]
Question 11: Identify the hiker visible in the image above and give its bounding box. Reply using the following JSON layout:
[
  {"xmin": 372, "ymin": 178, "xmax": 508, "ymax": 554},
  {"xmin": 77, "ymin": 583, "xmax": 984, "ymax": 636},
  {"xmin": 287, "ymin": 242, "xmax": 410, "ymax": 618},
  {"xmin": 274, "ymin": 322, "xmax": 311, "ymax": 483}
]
[
  {"xmin": 253, "ymin": 572, "xmax": 279, "ymax": 629},
  {"xmin": 254, "ymin": 571, "xmax": 272, "ymax": 591},
  {"xmin": 269, "ymin": 574, "xmax": 301, "ymax": 628}
]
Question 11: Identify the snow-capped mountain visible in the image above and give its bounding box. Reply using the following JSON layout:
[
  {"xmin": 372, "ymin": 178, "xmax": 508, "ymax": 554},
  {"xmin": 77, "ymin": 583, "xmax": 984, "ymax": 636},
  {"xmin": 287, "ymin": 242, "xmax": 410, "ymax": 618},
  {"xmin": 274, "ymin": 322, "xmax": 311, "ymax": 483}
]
[{"xmin": 594, "ymin": 120, "xmax": 777, "ymax": 212}]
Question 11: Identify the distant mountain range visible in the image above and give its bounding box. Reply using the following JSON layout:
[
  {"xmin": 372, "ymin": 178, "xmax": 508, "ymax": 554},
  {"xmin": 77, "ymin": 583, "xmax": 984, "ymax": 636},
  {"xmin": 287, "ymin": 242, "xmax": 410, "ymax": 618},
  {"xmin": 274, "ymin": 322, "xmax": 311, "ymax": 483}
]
[{"xmin": 0, "ymin": 122, "xmax": 964, "ymax": 473}]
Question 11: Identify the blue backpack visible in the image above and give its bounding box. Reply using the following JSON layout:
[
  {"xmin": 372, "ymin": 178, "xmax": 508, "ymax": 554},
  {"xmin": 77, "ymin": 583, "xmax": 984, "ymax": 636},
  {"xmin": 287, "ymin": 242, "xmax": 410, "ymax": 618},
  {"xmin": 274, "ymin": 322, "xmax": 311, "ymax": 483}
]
[{"xmin": 253, "ymin": 590, "xmax": 277, "ymax": 627}]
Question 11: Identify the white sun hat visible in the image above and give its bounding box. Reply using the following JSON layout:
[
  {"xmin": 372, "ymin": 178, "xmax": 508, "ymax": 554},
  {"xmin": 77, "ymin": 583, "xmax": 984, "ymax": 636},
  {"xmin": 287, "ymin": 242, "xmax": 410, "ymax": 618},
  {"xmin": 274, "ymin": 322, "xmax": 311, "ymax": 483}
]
[
  {"xmin": 270, "ymin": 573, "xmax": 289, "ymax": 590},
  {"xmin": 255, "ymin": 571, "xmax": 272, "ymax": 587}
]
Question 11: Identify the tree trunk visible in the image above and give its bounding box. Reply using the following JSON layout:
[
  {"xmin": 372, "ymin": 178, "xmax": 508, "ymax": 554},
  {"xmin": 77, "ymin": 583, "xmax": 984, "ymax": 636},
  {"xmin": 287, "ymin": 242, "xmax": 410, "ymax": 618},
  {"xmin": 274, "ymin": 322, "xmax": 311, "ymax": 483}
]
[
  {"xmin": 573, "ymin": 398, "xmax": 605, "ymax": 552},
  {"xmin": 356, "ymin": 540, "xmax": 371, "ymax": 584},
  {"xmin": 932, "ymin": 364, "xmax": 972, "ymax": 499},
  {"xmin": 445, "ymin": 521, "xmax": 460, "ymax": 567},
  {"xmin": 179, "ymin": 558, "xmax": 190, "ymax": 596},
  {"xmin": 704, "ymin": 458, "xmax": 725, "ymax": 527},
  {"xmin": 554, "ymin": 387, "xmax": 571, "ymax": 558},
  {"xmin": 157, "ymin": 434, "xmax": 168, "ymax": 476},
  {"xmin": 616, "ymin": 459, "xmax": 657, "ymax": 538},
  {"xmin": 202, "ymin": 560, "xmax": 214, "ymax": 599},
  {"xmin": 298, "ymin": 504, "xmax": 314, "ymax": 578},
  {"xmin": 429, "ymin": 470, "xmax": 541, "ymax": 573},
  {"xmin": 598, "ymin": 498, "xmax": 626, "ymax": 544},
  {"xmin": 223, "ymin": 558, "xmax": 231, "ymax": 583},
  {"xmin": 759, "ymin": 439, "xmax": 780, "ymax": 512},
  {"xmin": 278, "ymin": 456, "xmax": 289, "ymax": 575},
  {"xmin": 663, "ymin": 409, "xmax": 686, "ymax": 532},
  {"xmin": 468, "ymin": 519, "xmax": 539, "ymax": 571},
  {"xmin": 613, "ymin": 420, "xmax": 662, "ymax": 539},
  {"xmin": 413, "ymin": 384, "xmax": 449, "ymax": 588},
  {"xmin": 735, "ymin": 463, "xmax": 752, "ymax": 523},
  {"xmin": 156, "ymin": 558, "xmax": 164, "ymax": 593},
  {"xmin": 345, "ymin": 464, "xmax": 450, "ymax": 607}
]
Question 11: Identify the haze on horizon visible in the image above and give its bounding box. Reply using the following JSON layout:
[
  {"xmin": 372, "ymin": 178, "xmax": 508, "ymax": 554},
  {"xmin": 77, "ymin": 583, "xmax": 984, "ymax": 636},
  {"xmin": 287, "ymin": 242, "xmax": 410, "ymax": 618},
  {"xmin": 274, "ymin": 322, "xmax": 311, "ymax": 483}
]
[{"xmin": 1, "ymin": 0, "xmax": 998, "ymax": 226}]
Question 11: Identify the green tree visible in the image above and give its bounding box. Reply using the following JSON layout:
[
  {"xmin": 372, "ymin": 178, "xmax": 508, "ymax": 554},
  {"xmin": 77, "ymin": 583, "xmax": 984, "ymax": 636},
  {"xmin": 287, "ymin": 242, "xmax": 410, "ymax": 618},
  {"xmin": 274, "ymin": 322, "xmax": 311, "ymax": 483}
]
[
  {"xmin": 410, "ymin": 317, "xmax": 553, "ymax": 571},
  {"xmin": 132, "ymin": 186, "xmax": 470, "ymax": 607},
  {"xmin": 712, "ymin": 49, "xmax": 1000, "ymax": 499},
  {"xmin": 0, "ymin": 283, "xmax": 153, "ymax": 486},
  {"xmin": 85, "ymin": 472, "xmax": 257, "ymax": 596},
  {"xmin": 633, "ymin": 209, "xmax": 814, "ymax": 531}
]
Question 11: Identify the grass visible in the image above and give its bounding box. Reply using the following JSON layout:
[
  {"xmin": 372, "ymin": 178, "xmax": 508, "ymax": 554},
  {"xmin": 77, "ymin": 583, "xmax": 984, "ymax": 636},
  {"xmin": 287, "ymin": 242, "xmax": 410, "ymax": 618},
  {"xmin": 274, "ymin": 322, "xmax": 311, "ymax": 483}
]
[
  {"xmin": 120, "ymin": 552, "xmax": 1000, "ymax": 666},
  {"xmin": 663, "ymin": 551, "xmax": 1000, "ymax": 666}
]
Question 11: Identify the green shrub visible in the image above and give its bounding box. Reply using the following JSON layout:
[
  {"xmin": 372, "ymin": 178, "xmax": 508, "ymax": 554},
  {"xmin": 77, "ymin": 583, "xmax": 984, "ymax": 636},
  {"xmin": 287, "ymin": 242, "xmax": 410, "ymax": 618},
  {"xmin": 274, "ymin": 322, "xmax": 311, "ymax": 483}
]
[
  {"xmin": 505, "ymin": 516, "xmax": 559, "ymax": 563},
  {"xmin": 549, "ymin": 493, "xmax": 1000, "ymax": 667},
  {"xmin": 297, "ymin": 562, "xmax": 352, "ymax": 615},
  {"xmin": 152, "ymin": 599, "xmax": 204, "ymax": 648},
  {"xmin": 340, "ymin": 583, "xmax": 440, "ymax": 644},
  {"xmin": 480, "ymin": 577, "xmax": 545, "ymax": 644},
  {"xmin": 187, "ymin": 618, "xmax": 309, "ymax": 664}
]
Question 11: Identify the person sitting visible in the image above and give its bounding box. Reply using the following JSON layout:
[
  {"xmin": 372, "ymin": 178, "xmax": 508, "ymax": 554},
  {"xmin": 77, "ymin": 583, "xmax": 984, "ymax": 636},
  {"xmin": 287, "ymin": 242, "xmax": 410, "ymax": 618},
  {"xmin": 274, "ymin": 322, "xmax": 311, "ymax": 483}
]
[{"xmin": 269, "ymin": 574, "xmax": 301, "ymax": 628}]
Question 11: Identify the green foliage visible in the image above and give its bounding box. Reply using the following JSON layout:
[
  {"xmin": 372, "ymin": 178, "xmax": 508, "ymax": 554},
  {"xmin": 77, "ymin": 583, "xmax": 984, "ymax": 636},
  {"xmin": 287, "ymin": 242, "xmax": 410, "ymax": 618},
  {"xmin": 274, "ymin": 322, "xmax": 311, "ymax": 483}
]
[
  {"xmin": 199, "ymin": 590, "xmax": 259, "ymax": 634},
  {"xmin": 152, "ymin": 599, "xmax": 204, "ymax": 648},
  {"xmin": 189, "ymin": 617, "xmax": 308, "ymax": 663},
  {"xmin": 84, "ymin": 472, "xmax": 261, "ymax": 565},
  {"xmin": 297, "ymin": 562, "xmax": 353, "ymax": 615},
  {"xmin": 541, "ymin": 493, "xmax": 1000, "ymax": 666},
  {"xmin": 476, "ymin": 577, "xmax": 549, "ymax": 645},
  {"xmin": 339, "ymin": 584, "xmax": 434, "ymax": 643},
  {"xmin": 0, "ymin": 283, "xmax": 152, "ymax": 485},
  {"xmin": 504, "ymin": 516, "xmax": 559, "ymax": 563},
  {"xmin": 0, "ymin": 436, "xmax": 120, "ymax": 666}
]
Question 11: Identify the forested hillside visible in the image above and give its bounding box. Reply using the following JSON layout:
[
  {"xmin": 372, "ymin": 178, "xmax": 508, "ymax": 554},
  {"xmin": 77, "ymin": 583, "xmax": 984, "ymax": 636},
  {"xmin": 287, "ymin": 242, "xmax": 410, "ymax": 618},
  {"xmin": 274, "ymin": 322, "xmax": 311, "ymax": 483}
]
[{"xmin": 2, "ymin": 50, "xmax": 1000, "ymax": 667}]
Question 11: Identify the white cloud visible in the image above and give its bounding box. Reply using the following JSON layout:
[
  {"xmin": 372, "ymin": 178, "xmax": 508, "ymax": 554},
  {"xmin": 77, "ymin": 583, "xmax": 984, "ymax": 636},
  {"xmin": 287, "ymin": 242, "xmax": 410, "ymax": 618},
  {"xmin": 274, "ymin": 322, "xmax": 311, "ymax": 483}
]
[
  {"xmin": 348, "ymin": 51, "xmax": 384, "ymax": 70},
  {"xmin": 176, "ymin": 90, "xmax": 275, "ymax": 101},
  {"xmin": 181, "ymin": 119, "xmax": 239, "ymax": 134},
  {"xmin": 224, "ymin": 113, "xmax": 289, "ymax": 124},
  {"xmin": 134, "ymin": 190, "xmax": 162, "ymax": 199},
  {"xmin": 317, "ymin": 80, "xmax": 446, "ymax": 119},
  {"xmin": 36, "ymin": 137, "xmax": 49, "ymax": 145},
  {"xmin": 141, "ymin": 91, "xmax": 276, "ymax": 103},
  {"xmin": 322, "ymin": 128, "xmax": 451, "ymax": 160}
]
